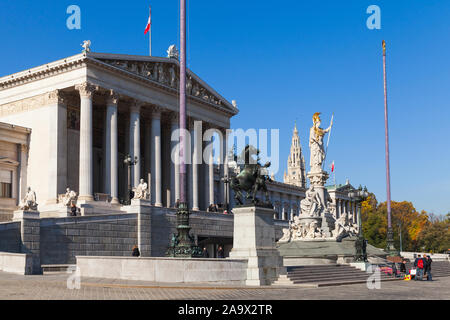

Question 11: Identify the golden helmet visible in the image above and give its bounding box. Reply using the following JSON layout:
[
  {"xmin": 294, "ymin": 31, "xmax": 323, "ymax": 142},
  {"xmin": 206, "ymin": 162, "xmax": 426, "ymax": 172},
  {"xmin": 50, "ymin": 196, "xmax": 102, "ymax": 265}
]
[{"xmin": 312, "ymin": 112, "xmax": 321, "ymax": 124}]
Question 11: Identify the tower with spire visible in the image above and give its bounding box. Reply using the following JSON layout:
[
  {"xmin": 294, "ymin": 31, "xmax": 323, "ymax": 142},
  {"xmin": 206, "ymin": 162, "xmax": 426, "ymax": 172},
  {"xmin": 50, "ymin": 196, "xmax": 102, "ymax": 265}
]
[{"xmin": 284, "ymin": 122, "xmax": 306, "ymax": 188}]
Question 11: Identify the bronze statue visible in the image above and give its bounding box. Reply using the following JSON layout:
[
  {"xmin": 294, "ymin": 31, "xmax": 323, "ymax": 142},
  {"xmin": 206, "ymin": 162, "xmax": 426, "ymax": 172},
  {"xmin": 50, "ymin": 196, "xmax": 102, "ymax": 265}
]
[{"xmin": 230, "ymin": 145, "xmax": 272, "ymax": 206}]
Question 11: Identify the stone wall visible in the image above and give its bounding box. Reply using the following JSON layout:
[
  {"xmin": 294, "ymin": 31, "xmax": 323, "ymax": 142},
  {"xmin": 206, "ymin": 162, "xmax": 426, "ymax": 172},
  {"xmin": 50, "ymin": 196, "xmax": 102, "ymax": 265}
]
[
  {"xmin": 77, "ymin": 256, "xmax": 248, "ymax": 284},
  {"xmin": 40, "ymin": 213, "xmax": 138, "ymax": 265},
  {"xmin": 150, "ymin": 207, "xmax": 235, "ymax": 257},
  {"xmin": 0, "ymin": 221, "xmax": 21, "ymax": 253}
]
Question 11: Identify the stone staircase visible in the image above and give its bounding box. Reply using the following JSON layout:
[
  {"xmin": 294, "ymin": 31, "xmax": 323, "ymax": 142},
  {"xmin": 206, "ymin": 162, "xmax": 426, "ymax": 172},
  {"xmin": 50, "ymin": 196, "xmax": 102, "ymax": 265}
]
[{"xmin": 274, "ymin": 264, "xmax": 400, "ymax": 287}]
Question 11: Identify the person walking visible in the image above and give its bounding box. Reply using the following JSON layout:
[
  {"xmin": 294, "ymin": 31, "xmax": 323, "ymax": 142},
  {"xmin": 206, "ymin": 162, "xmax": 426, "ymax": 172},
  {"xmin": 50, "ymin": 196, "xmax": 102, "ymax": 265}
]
[
  {"xmin": 425, "ymin": 255, "xmax": 433, "ymax": 281},
  {"xmin": 132, "ymin": 245, "xmax": 140, "ymax": 257},
  {"xmin": 414, "ymin": 254, "xmax": 424, "ymax": 280}
]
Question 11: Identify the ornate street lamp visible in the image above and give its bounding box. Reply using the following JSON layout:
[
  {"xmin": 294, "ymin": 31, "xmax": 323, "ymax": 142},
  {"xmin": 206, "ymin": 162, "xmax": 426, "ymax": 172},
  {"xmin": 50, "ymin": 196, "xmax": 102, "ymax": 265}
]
[
  {"xmin": 123, "ymin": 154, "xmax": 138, "ymax": 205},
  {"xmin": 348, "ymin": 186, "xmax": 369, "ymax": 262}
]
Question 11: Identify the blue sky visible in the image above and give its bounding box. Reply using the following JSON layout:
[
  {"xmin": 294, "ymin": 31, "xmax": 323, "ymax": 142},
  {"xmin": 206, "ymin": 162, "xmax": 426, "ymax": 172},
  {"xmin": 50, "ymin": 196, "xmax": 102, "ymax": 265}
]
[{"xmin": 1, "ymin": 1, "xmax": 449, "ymax": 215}]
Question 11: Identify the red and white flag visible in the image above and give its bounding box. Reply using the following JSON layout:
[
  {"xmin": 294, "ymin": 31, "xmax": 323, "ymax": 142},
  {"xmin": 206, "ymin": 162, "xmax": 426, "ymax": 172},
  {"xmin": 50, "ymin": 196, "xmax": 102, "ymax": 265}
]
[
  {"xmin": 144, "ymin": 6, "xmax": 151, "ymax": 34},
  {"xmin": 331, "ymin": 161, "xmax": 335, "ymax": 173}
]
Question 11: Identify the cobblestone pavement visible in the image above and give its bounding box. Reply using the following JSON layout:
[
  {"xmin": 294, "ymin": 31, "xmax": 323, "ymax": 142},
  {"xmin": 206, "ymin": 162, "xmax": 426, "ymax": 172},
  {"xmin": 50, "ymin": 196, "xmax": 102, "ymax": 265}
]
[{"xmin": 0, "ymin": 272, "xmax": 448, "ymax": 300}]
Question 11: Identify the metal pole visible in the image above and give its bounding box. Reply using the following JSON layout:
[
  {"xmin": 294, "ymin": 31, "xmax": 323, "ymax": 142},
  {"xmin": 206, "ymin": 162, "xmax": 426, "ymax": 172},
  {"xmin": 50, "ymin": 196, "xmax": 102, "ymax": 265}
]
[
  {"xmin": 383, "ymin": 40, "xmax": 396, "ymax": 254},
  {"xmin": 179, "ymin": 0, "xmax": 187, "ymax": 204},
  {"xmin": 149, "ymin": 6, "xmax": 152, "ymax": 56}
]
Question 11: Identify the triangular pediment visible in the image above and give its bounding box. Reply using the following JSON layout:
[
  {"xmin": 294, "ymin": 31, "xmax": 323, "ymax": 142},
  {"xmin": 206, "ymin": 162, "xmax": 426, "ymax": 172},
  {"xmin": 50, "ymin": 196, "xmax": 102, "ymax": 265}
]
[{"xmin": 86, "ymin": 53, "xmax": 237, "ymax": 114}]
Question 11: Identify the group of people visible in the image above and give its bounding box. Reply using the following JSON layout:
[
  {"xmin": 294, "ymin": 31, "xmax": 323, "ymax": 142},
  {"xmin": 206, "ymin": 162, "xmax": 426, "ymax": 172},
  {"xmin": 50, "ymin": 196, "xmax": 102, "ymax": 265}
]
[
  {"xmin": 412, "ymin": 254, "xmax": 433, "ymax": 281},
  {"xmin": 201, "ymin": 246, "xmax": 224, "ymax": 258},
  {"xmin": 395, "ymin": 254, "xmax": 433, "ymax": 281}
]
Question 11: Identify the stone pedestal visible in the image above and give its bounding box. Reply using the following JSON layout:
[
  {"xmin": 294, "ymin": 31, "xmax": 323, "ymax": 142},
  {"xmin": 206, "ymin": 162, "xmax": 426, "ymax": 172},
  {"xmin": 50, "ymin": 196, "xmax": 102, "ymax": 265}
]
[
  {"xmin": 229, "ymin": 206, "xmax": 285, "ymax": 286},
  {"xmin": 306, "ymin": 170, "xmax": 334, "ymax": 236},
  {"xmin": 13, "ymin": 210, "xmax": 40, "ymax": 221},
  {"xmin": 12, "ymin": 210, "xmax": 41, "ymax": 274}
]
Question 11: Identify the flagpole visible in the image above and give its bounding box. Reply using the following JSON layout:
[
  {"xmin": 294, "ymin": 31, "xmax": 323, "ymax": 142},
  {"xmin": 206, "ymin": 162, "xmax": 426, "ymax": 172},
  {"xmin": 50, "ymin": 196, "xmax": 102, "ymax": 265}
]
[
  {"xmin": 382, "ymin": 40, "xmax": 396, "ymax": 255},
  {"xmin": 149, "ymin": 6, "xmax": 152, "ymax": 56}
]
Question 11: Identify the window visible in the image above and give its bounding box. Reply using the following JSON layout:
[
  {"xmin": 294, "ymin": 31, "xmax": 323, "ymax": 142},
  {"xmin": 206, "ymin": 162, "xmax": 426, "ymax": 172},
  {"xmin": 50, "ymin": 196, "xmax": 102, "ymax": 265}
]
[{"xmin": 0, "ymin": 170, "xmax": 12, "ymax": 198}]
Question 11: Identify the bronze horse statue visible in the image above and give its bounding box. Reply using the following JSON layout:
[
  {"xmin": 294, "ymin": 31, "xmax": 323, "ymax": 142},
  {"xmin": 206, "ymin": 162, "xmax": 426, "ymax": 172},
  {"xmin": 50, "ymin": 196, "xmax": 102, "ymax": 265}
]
[{"xmin": 230, "ymin": 145, "xmax": 272, "ymax": 205}]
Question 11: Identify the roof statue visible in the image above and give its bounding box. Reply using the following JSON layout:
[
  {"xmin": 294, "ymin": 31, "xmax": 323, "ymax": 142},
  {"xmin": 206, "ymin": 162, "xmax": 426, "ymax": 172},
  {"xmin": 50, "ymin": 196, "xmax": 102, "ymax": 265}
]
[
  {"xmin": 167, "ymin": 45, "xmax": 179, "ymax": 60},
  {"xmin": 81, "ymin": 40, "xmax": 91, "ymax": 53}
]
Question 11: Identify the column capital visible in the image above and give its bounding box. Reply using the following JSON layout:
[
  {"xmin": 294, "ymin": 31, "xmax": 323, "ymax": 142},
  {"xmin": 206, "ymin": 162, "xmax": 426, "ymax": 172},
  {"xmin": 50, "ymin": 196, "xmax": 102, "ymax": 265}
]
[
  {"xmin": 150, "ymin": 106, "xmax": 162, "ymax": 119},
  {"xmin": 106, "ymin": 90, "xmax": 120, "ymax": 106},
  {"xmin": 75, "ymin": 82, "xmax": 97, "ymax": 99},
  {"xmin": 46, "ymin": 89, "xmax": 66, "ymax": 105},
  {"xmin": 130, "ymin": 99, "xmax": 144, "ymax": 114},
  {"xmin": 169, "ymin": 112, "xmax": 179, "ymax": 124}
]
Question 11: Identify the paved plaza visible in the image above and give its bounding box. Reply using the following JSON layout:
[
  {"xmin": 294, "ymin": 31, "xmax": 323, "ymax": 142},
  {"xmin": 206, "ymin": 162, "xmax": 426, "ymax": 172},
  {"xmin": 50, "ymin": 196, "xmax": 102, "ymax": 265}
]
[{"xmin": 0, "ymin": 271, "xmax": 448, "ymax": 300}]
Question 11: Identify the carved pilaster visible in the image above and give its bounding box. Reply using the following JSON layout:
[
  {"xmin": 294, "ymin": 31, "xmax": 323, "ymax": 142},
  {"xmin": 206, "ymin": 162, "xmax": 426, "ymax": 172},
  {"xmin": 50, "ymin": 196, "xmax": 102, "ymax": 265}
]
[{"xmin": 75, "ymin": 82, "xmax": 97, "ymax": 99}]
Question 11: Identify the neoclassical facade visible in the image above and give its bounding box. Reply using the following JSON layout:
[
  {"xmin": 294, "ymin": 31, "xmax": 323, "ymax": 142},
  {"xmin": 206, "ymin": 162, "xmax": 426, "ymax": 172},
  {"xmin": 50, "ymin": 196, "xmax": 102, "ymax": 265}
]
[{"xmin": 0, "ymin": 51, "xmax": 238, "ymax": 213}]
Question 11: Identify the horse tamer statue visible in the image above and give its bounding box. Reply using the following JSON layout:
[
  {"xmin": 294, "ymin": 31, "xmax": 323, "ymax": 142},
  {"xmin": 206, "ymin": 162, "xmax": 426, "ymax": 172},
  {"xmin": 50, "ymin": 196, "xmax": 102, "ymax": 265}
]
[{"xmin": 230, "ymin": 145, "xmax": 272, "ymax": 206}]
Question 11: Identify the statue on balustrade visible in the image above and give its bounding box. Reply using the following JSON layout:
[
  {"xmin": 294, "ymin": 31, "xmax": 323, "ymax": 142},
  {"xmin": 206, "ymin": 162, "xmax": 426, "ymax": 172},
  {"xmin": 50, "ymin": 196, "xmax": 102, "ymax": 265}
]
[
  {"xmin": 133, "ymin": 179, "xmax": 149, "ymax": 200},
  {"xmin": 63, "ymin": 188, "xmax": 78, "ymax": 206},
  {"xmin": 19, "ymin": 187, "xmax": 38, "ymax": 211}
]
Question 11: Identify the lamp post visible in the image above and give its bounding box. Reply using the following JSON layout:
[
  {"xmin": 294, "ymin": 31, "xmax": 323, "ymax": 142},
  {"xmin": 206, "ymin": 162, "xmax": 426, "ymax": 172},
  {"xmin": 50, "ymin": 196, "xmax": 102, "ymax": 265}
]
[
  {"xmin": 123, "ymin": 154, "xmax": 138, "ymax": 205},
  {"xmin": 221, "ymin": 175, "xmax": 231, "ymax": 213},
  {"xmin": 349, "ymin": 186, "xmax": 369, "ymax": 262}
]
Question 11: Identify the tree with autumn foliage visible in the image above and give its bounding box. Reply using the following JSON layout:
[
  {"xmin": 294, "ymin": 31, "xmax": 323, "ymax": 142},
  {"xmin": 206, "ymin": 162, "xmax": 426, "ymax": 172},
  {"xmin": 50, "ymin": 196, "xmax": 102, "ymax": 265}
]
[{"xmin": 360, "ymin": 193, "xmax": 448, "ymax": 253}]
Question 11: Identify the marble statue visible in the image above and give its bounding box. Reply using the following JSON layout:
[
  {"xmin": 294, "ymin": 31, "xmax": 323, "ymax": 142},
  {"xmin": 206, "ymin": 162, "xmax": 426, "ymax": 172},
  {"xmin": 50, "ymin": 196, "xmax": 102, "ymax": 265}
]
[
  {"xmin": 300, "ymin": 186, "xmax": 322, "ymax": 217},
  {"xmin": 62, "ymin": 188, "xmax": 77, "ymax": 206},
  {"xmin": 133, "ymin": 179, "xmax": 149, "ymax": 200},
  {"xmin": 305, "ymin": 221, "xmax": 323, "ymax": 239},
  {"xmin": 81, "ymin": 40, "xmax": 91, "ymax": 53},
  {"xmin": 19, "ymin": 187, "xmax": 38, "ymax": 211},
  {"xmin": 167, "ymin": 45, "xmax": 179, "ymax": 60},
  {"xmin": 309, "ymin": 112, "xmax": 332, "ymax": 173}
]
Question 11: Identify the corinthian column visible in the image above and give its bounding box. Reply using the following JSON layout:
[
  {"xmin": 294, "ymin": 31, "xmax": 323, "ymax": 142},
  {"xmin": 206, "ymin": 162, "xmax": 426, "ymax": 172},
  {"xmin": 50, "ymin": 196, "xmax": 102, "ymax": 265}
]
[
  {"xmin": 105, "ymin": 90, "xmax": 119, "ymax": 204},
  {"xmin": 151, "ymin": 108, "xmax": 162, "ymax": 207},
  {"xmin": 129, "ymin": 101, "xmax": 141, "ymax": 188},
  {"xmin": 75, "ymin": 82, "xmax": 96, "ymax": 201}
]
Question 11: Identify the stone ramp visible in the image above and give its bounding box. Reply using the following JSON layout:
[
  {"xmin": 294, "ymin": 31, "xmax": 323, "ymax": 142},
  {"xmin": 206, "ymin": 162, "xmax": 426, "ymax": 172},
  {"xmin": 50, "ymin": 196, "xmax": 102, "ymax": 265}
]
[{"xmin": 274, "ymin": 264, "xmax": 401, "ymax": 287}]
